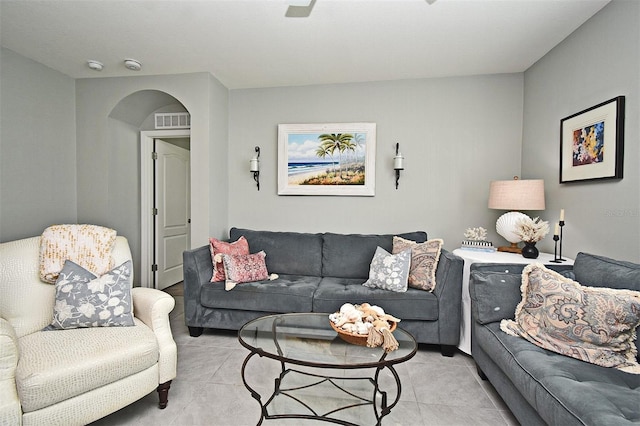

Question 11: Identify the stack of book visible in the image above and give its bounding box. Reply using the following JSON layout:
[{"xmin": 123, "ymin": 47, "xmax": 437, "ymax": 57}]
[{"xmin": 460, "ymin": 240, "xmax": 496, "ymax": 252}]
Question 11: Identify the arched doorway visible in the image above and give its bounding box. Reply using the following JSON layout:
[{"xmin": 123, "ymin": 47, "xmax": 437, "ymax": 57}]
[{"xmin": 108, "ymin": 90, "xmax": 191, "ymax": 288}]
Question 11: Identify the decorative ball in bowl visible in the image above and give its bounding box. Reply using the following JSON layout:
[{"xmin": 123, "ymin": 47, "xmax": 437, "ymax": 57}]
[{"xmin": 330, "ymin": 318, "xmax": 396, "ymax": 346}]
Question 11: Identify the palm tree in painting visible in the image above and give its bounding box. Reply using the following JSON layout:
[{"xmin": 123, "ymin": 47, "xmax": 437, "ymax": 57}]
[
  {"xmin": 340, "ymin": 138, "xmax": 357, "ymax": 171},
  {"xmin": 353, "ymin": 133, "xmax": 365, "ymax": 162},
  {"xmin": 318, "ymin": 133, "xmax": 353, "ymax": 178},
  {"xmin": 315, "ymin": 145, "xmax": 334, "ymax": 173}
]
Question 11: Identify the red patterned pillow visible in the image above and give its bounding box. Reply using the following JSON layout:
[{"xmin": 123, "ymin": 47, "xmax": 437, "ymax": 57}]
[
  {"xmin": 209, "ymin": 236, "xmax": 249, "ymax": 282},
  {"xmin": 221, "ymin": 251, "xmax": 269, "ymax": 291}
]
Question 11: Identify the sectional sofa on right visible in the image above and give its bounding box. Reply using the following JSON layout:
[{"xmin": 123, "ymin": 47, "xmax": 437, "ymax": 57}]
[{"xmin": 469, "ymin": 252, "xmax": 640, "ymax": 425}]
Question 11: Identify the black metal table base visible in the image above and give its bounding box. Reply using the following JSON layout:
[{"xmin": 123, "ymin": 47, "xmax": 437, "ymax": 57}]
[{"xmin": 241, "ymin": 352, "xmax": 403, "ymax": 425}]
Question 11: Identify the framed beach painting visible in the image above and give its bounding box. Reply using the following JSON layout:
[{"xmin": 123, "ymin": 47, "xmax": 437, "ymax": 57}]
[
  {"xmin": 560, "ymin": 96, "xmax": 625, "ymax": 183},
  {"xmin": 278, "ymin": 123, "xmax": 376, "ymax": 196}
]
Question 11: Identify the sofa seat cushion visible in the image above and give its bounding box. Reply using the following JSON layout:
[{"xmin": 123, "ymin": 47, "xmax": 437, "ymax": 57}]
[
  {"xmin": 200, "ymin": 274, "xmax": 320, "ymax": 313},
  {"xmin": 313, "ymin": 278, "xmax": 438, "ymax": 321},
  {"xmin": 16, "ymin": 318, "xmax": 158, "ymax": 412},
  {"xmin": 476, "ymin": 322, "xmax": 640, "ymax": 425}
]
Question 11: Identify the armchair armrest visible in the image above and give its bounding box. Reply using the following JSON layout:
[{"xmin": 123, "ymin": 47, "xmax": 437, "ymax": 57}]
[
  {"xmin": 132, "ymin": 288, "xmax": 177, "ymax": 384},
  {"xmin": 0, "ymin": 318, "xmax": 21, "ymax": 425}
]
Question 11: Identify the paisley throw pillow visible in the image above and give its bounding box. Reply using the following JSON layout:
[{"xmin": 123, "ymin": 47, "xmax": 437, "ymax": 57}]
[
  {"xmin": 221, "ymin": 251, "xmax": 269, "ymax": 291},
  {"xmin": 393, "ymin": 236, "xmax": 443, "ymax": 291},
  {"xmin": 501, "ymin": 263, "xmax": 640, "ymax": 374}
]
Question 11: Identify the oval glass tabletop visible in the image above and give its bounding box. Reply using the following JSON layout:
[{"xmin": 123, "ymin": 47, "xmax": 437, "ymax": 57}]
[{"xmin": 238, "ymin": 313, "xmax": 417, "ymax": 368}]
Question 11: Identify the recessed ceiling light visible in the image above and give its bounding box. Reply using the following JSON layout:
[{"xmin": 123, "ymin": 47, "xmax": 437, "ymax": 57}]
[
  {"xmin": 87, "ymin": 60, "xmax": 103, "ymax": 71},
  {"xmin": 124, "ymin": 59, "xmax": 142, "ymax": 71}
]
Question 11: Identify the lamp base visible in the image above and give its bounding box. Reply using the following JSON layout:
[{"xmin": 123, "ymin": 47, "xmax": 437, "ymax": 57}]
[{"xmin": 497, "ymin": 243, "xmax": 521, "ymax": 254}]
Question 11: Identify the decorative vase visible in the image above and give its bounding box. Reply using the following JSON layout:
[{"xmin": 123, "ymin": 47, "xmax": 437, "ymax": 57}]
[{"xmin": 521, "ymin": 241, "xmax": 539, "ymax": 259}]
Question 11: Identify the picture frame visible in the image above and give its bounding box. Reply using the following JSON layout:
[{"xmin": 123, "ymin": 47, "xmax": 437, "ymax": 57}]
[
  {"xmin": 278, "ymin": 123, "xmax": 376, "ymax": 196},
  {"xmin": 560, "ymin": 96, "xmax": 625, "ymax": 183}
]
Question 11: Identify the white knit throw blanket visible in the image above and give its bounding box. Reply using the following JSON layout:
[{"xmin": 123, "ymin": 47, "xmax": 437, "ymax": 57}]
[{"xmin": 39, "ymin": 224, "xmax": 117, "ymax": 283}]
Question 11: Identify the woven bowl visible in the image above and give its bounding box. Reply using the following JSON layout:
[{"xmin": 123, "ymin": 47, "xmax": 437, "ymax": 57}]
[{"xmin": 330, "ymin": 318, "xmax": 397, "ymax": 346}]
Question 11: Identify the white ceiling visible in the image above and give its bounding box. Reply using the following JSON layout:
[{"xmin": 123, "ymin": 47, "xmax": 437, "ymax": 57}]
[{"xmin": 0, "ymin": 0, "xmax": 610, "ymax": 89}]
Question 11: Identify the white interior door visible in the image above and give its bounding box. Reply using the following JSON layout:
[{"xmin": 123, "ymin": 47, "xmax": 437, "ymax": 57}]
[{"xmin": 155, "ymin": 139, "xmax": 190, "ymax": 290}]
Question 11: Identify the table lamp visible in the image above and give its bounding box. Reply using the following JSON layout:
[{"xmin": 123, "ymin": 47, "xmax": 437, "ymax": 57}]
[{"xmin": 488, "ymin": 177, "xmax": 545, "ymax": 253}]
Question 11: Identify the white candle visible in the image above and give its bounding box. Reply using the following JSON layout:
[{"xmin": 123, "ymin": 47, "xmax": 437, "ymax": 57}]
[
  {"xmin": 250, "ymin": 158, "xmax": 259, "ymax": 172},
  {"xmin": 560, "ymin": 209, "xmax": 565, "ymax": 221},
  {"xmin": 554, "ymin": 223, "xmax": 559, "ymax": 236}
]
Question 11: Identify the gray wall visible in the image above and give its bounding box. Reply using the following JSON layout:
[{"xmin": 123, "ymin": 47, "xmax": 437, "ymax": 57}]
[
  {"xmin": 0, "ymin": 48, "xmax": 77, "ymax": 242},
  {"xmin": 228, "ymin": 74, "xmax": 525, "ymax": 250},
  {"xmin": 76, "ymin": 73, "xmax": 228, "ymax": 246},
  {"xmin": 522, "ymin": 0, "xmax": 640, "ymax": 262}
]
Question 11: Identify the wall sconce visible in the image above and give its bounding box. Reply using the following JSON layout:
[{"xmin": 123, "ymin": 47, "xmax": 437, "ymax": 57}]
[
  {"xmin": 393, "ymin": 143, "xmax": 404, "ymax": 189},
  {"xmin": 250, "ymin": 146, "xmax": 260, "ymax": 190}
]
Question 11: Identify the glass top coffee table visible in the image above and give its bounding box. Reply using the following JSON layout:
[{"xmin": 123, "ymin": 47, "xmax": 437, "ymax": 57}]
[{"xmin": 238, "ymin": 313, "xmax": 417, "ymax": 425}]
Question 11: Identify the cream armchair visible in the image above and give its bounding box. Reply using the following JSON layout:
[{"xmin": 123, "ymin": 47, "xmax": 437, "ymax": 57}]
[{"xmin": 0, "ymin": 236, "xmax": 177, "ymax": 426}]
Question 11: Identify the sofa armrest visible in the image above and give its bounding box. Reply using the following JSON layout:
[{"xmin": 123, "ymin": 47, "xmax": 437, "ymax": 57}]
[
  {"xmin": 132, "ymin": 288, "xmax": 177, "ymax": 384},
  {"xmin": 183, "ymin": 245, "xmax": 213, "ymax": 327},
  {"xmin": 0, "ymin": 318, "xmax": 22, "ymax": 425},
  {"xmin": 433, "ymin": 249, "xmax": 464, "ymax": 345}
]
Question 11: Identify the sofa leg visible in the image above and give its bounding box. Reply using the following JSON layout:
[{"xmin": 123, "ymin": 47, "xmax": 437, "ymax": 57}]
[
  {"xmin": 188, "ymin": 326, "xmax": 203, "ymax": 337},
  {"xmin": 157, "ymin": 380, "xmax": 172, "ymax": 409},
  {"xmin": 440, "ymin": 345, "xmax": 456, "ymax": 357},
  {"xmin": 476, "ymin": 363, "xmax": 488, "ymax": 381}
]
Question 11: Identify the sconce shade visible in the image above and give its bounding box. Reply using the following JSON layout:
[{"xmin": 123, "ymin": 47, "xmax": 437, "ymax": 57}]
[
  {"xmin": 250, "ymin": 158, "xmax": 259, "ymax": 172},
  {"xmin": 393, "ymin": 153, "xmax": 404, "ymax": 170},
  {"xmin": 488, "ymin": 179, "xmax": 545, "ymax": 211}
]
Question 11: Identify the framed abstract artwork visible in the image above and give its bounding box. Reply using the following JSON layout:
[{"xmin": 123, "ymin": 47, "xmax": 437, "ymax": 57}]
[
  {"xmin": 277, "ymin": 123, "xmax": 376, "ymax": 196},
  {"xmin": 560, "ymin": 96, "xmax": 625, "ymax": 183}
]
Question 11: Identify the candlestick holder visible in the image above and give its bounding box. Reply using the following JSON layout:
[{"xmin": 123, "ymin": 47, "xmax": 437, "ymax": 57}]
[
  {"xmin": 550, "ymin": 234, "xmax": 562, "ymax": 263},
  {"xmin": 558, "ymin": 220, "xmax": 566, "ymax": 261}
]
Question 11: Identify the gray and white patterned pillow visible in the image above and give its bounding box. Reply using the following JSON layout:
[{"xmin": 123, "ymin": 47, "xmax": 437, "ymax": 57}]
[
  {"xmin": 362, "ymin": 246, "xmax": 411, "ymax": 292},
  {"xmin": 45, "ymin": 260, "xmax": 135, "ymax": 330}
]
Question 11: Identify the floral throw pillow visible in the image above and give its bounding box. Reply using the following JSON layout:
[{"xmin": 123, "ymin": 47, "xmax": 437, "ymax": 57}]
[
  {"xmin": 209, "ymin": 236, "xmax": 249, "ymax": 282},
  {"xmin": 45, "ymin": 260, "xmax": 134, "ymax": 330},
  {"xmin": 362, "ymin": 246, "xmax": 411, "ymax": 293},
  {"xmin": 501, "ymin": 264, "xmax": 640, "ymax": 374},
  {"xmin": 393, "ymin": 236, "xmax": 443, "ymax": 292},
  {"xmin": 222, "ymin": 251, "xmax": 269, "ymax": 291}
]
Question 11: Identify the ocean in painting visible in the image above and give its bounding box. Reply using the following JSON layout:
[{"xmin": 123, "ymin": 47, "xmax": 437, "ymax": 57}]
[{"xmin": 288, "ymin": 161, "xmax": 338, "ymax": 176}]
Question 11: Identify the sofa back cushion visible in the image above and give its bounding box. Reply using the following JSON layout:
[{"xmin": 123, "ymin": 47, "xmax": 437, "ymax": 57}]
[
  {"xmin": 321, "ymin": 232, "xmax": 427, "ymax": 279},
  {"xmin": 0, "ymin": 236, "xmax": 132, "ymax": 338},
  {"xmin": 573, "ymin": 252, "xmax": 640, "ymax": 291},
  {"xmin": 469, "ymin": 270, "xmax": 523, "ymax": 325},
  {"xmin": 229, "ymin": 228, "xmax": 323, "ymax": 276},
  {"xmin": 469, "ymin": 263, "xmax": 574, "ymax": 325}
]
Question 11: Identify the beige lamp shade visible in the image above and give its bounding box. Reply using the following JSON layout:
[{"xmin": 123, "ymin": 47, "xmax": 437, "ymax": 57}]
[
  {"xmin": 488, "ymin": 177, "xmax": 545, "ymax": 252},
  {"xmin": 488, "ymin": 178, "xmax": 545, "ymax": 211}
]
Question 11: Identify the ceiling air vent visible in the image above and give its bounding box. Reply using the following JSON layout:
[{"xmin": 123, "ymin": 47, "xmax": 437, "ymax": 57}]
[{"xmin": 154, "ymin": 112, "xmax": 190, "ymax": 129}]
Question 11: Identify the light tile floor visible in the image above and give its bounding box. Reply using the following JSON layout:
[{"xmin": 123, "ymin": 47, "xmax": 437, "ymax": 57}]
[{"xmin": 91, "ymin": 294, "xmax": 519, "ymax": 426}]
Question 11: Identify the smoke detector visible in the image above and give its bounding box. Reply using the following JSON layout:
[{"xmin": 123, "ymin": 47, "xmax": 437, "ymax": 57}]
[
  {"xmin": 124, "ymin": 59, "xmax": 142, "ymax": 71},
  {"xmin": 87, "ymin": 60, "xmax": 104, "ymax": 71}
]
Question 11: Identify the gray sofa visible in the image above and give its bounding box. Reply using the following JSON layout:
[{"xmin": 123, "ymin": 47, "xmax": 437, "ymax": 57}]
[
  {"xmin": 469, "ymin": 252, "xmax": 640, "ymax": 425},
  {"xmin": 183, "ymin": 228, "xmax": 464, "ymax": 356}
]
